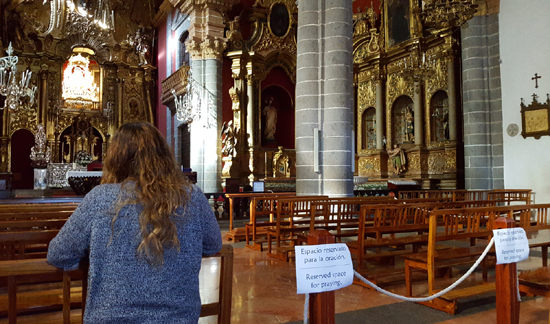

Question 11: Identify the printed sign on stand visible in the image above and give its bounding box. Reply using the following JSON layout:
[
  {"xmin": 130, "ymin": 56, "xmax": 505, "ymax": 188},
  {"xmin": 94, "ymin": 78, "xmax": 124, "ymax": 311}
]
[
  {"xmin": 492, "ymin": 227, "xmax": 529, "ymax": 265},
  {"xmin": 295, "ymin": 243, "xmax": 353, "ymax": 294}
]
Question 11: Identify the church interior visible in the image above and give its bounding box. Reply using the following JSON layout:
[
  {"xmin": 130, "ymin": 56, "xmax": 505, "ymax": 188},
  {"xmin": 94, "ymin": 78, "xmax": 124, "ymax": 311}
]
[{"xmin": 0, "ymin": 0, "xmax": 550, "ymax": 323}]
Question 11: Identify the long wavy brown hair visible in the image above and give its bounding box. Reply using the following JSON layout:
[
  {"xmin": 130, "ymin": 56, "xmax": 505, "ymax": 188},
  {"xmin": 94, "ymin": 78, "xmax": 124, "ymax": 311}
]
[{"xmin": 102, "ymin": 122, "xmax": 191, "ymax": 265}]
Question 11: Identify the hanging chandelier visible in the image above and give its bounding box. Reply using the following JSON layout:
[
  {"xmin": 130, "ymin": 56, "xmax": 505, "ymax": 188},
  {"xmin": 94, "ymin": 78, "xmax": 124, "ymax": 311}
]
[
  {"xmin": 0, "ymin": 43, "xmax": 37, "ymax": 111},
  {"xmin": 172, "ymin": 69, "xmax": 215, "ymax": 128},
  {"xmin": 421, "ymin": 0, "xmax": 478, "ymax": 30},
  {"xmin": 398, "ymin": 52, "xmax": 437, "ymax": 81}
]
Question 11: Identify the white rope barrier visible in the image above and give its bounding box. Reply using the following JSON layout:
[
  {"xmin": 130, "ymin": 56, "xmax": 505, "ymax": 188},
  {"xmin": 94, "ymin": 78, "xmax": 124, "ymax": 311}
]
[{"xmin": 302, "ymin": 237, "xmax": 521, "ymax": 323}]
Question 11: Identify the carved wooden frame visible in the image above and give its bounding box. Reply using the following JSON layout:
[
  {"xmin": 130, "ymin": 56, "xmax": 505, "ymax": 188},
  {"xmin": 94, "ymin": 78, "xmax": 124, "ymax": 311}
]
[{"xmin": 521, "ymin": 96, "xmax": 550, "ymax": 139}]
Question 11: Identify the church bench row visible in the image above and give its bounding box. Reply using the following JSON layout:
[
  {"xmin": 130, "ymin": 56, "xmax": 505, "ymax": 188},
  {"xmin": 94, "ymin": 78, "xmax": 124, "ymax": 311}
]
[
  {"xmin": 264, "ymin": 196, "xmax": 498, "ymax": 262},
  {"xmin": 398, "ymin": 189, "xmax": 532, "ymax": 204},
  {"xmin": 402, "ymin": 203, "xmax": 550, "ymax": 314},
  {"xmin": 224, "ymin": 192, "xmax": 296, "ymax": 242},
  {"xmin": 0, "ymin": 244, "xmax": 234, "ymax": 324},
  {"xmin": 265, "ymin": 196, "xmax": 400, "ymax": 261}
]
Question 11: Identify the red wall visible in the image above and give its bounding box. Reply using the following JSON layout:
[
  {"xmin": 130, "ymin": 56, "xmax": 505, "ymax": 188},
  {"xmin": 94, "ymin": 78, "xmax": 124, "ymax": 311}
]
[
  {"xmin": 156, "ymin": 18, "xmax": 167, "ymax": 138},
  {"xmin": 353, "ymin": 0, "xmax": 381, "ymax": 13}
]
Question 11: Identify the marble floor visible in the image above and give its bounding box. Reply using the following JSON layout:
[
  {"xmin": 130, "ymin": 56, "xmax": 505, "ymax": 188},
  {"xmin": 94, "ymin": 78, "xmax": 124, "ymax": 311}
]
[{"xmin": 2, "ymin": 232, "xmax": 549, "ymax": 324}]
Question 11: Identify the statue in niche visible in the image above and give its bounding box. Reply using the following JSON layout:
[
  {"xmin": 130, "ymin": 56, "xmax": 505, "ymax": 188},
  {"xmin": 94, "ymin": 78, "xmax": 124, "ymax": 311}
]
[
  {"xmin": 263, "ymin": 97, "xmax": 277, "ymax": 140},
  {"xmin": 405, "ymin": 105, "xmax": 414, "ymax": 142},
  {"xmin": 387, "ymin": 144, "xmax": 406, "ymax": 175},
  {"xmin": 432, "ymin": 107, "xmax": 449, "ymax": 141}
]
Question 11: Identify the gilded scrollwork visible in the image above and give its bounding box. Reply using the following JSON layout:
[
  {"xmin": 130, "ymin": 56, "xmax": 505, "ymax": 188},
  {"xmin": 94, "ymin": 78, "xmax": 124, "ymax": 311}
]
[
  {"xmin": 428, "ymin": 152, "xmax": 446, "ymax": 174},
  {"xmin": 358, "ymin": 80, "xmax": 376, "ymax": 113},
  {"xmin": 254, "ymin": 28, "xmax": 296, "ymax": 56},
  {"xmin": 407, "ymin": 153, "xmax": 420, "ymax": 171},
  {"xmin": 359, "ymin": 156, "xmax": 381, "ymax": 175},
  {"xmin": 10, "ymin": 108, "xmax": 38, "ymax": 135}
]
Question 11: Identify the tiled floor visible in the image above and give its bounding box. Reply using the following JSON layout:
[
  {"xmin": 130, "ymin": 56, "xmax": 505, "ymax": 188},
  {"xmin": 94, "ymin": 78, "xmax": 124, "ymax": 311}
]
[{"xmin": 2, "ymin": 233, "xmax": 550, "ymax": 323}]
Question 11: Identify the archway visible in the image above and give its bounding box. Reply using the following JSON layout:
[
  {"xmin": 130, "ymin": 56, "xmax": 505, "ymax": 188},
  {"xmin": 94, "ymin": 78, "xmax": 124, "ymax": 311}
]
[{"xmin": 11, "ymin": 129, "xmax": 34, "ymax": 189}]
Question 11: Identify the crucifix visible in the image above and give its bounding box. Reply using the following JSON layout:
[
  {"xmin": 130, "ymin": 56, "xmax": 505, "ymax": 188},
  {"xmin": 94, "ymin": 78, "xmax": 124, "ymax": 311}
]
[
  {"xmin": 532, "ymin": 93, "xmax": 539, "ymax": 102},
  {"xmin": 532, "ymin": 73, "xmax": 542, "ymax": 88}
]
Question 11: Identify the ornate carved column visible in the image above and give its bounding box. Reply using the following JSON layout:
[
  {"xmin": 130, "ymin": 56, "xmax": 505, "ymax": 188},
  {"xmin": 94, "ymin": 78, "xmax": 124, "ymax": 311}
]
[
  {"xmin": 246, "ymin": 75, "xmax": 256, "ymax": 184},
  {"xmin": 413, "ymin": 80, "xmax": 423, "ymax": 146},
  {"xmin": 447, "ymin": 59, "xmax": 457, "ymax": 141},
  {"xmin": 375, "ymin": 79, "xmax": 384, "ymax": 150},
  {"xmin": 116, "ymin": 69, "xmax": 125, "ymax": 127},
  {"xmin": 40, "ymin": 68, "xmax": 49, "ymax": 125},
  {"xmin": 0, "ymin": 137, "xmax": 9, "ymax": 172}
]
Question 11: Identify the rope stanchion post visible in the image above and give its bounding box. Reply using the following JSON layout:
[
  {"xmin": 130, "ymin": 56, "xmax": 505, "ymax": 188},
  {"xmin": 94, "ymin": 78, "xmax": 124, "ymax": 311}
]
[
  {"xmin": 495, "ymin": 216, "xmax": 520, "ymax": 324},
  {"xmin": 307, "ymin": 230, "xmax": 335, "ymax": 324}
]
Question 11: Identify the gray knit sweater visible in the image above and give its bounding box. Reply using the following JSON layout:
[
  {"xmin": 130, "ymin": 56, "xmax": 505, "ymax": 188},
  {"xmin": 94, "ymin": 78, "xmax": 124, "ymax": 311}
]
[{"xmin": 47, "ymin": 183, "xmax": 222, "ymax": 324}]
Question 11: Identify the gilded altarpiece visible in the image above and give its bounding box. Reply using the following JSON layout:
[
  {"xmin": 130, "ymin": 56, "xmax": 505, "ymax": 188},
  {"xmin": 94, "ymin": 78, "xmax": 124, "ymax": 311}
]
[
  {"xmin": 353, "ymin": 1, "xmax": 460, "ymax": 188},
  {"xmin": 0, "ymin": 1, "xmax": 156, "ymax": 175},
  {"xmin": 224, "ymin": 0, "xmax": 298, "ymax": 187}
]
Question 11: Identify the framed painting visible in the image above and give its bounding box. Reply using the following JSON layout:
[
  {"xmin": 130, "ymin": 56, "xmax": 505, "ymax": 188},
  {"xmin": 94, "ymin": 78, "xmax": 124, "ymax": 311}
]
[
  {"xmin": 384, "ymin": 0, "xmax": 413, "ymax": 48},
  {"xmin": 521, "ymin": 95, "xmax": 550, "ymax": 139}
]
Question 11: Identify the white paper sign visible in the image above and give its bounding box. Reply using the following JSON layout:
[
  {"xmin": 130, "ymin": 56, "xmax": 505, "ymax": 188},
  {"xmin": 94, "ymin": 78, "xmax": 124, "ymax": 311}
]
[
  {"xmin": 492, "ymin": 228, "xmax": 530, "ymax": 265},
  {"xmin": 295, "ymin": 243, "xmax": 353, "ymax": 294}
]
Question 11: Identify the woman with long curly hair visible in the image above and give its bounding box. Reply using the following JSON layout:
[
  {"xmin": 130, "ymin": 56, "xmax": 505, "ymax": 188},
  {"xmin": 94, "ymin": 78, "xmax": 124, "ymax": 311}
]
[{"xmin": 47, "ymin": 122, "xmax": 222, "ymax": 324}]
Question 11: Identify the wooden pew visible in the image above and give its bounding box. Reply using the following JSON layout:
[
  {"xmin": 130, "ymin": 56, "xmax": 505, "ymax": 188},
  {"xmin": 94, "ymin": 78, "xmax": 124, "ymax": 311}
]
[
  {"xmin": 224, "ymin": 192, "xmax": 295, "ymax": 242},
  {"xmin": 346, "ymin": 200, "xmax": 500, "ymax": 286},
  {"xmin": 0, "ymin": 244, "xmax": 234, "ymax": 324},
  {"xmin": 266, "ymin": 196, "xmax": 398, "ymax": 261},
  {"xmin": 245, "ymin": 195, "xmax": 328, "ymax": 251},
  {"xmin": 402, "ymin": 207, "xmax": 497, "ymax": 314},
  {"xmin": 398, "ymin": 189, "xmax": 532, "ymax": 203}
]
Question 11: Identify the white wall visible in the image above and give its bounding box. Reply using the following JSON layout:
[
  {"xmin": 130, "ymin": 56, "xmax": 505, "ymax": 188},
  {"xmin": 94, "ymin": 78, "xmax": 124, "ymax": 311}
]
[{"xmin": 500, "ymin": 0, "xmax": 550, "ymax": 203}]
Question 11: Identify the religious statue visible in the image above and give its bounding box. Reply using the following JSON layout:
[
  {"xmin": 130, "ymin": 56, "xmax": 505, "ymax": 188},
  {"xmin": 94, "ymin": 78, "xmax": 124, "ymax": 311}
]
[
  {"xmin": 432, "ymin": 108, "xmax": 449, "ymax": 140},
  {"xmin": 128, "ymin": 26, "xmax": 151, "ymax": 65},
  {"xmin": 405, "ymin": 105, "xmax": 414, "ymax": 142},
  {"xmin": 226, "ymin": 14, "xmax": 242, "ymax": 42},
  {"xmin": 387, "ymin": 144, "xmax": 406, "ymax": 175},
  {"xmin": 263, "ymin": 97, "xmax": 277, "ymax": 140},
  {"xmin": 30, "ymin": 124, "xmax": 51, "ymax": 168},
  {"xmin": 221, "ymin": 121, "xmax": 237, "ymax": 157}
]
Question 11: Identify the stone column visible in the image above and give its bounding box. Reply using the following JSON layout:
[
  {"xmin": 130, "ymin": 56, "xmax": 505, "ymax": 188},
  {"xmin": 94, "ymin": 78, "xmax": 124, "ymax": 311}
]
[
  {"xmin": 246, "ymin": 75, "xmax": 255, "ymax": 184},
  {"xmin": 375, "ymin": 80, "xmax": 384, "ymax": 150},
  {"xmin": 246, "ymin": 76, "xmax": 254, "ymax": 148},
  {"xmin": 296, "ymin": 0, "xmax": 354, "ymax": 197},
  {"xmin": 176, "ymin": 0, "xmax": 237, "ymax": 193},
  {"xmin": 447, "ymin": 60, "xmax": 457, "ymax": 141},
  {"xmin": 187, "ymin": 39, "xmax": 226, "ymax": 193}
]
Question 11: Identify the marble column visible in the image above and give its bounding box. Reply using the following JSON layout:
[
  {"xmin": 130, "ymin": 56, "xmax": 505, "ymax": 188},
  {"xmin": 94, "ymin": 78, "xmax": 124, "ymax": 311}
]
[
  {"xmin": 296, "ymin": 0, "xmax": 354, "ymax": 197},
  {"xmin": 375, "ymin": 80, "xmax": 384, "ymax": 150},
  {"xmin": 447, "ymin": 60, "xmax": 457, "ymax": 141},
  {"xmin": 413, "ymin": 80, "xmax": 423, "ymax": 146}
]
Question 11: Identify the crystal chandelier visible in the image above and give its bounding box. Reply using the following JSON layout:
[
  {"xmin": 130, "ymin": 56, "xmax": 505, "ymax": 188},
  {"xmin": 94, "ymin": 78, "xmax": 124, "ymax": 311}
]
[
  {"xmin": 66, "ymin": 0, "xmax": 115, "ymax": 31},
  {"xmin": 0, "ymin": 43, "xmax": 37, "ymax": 111},
  {"xmin": 172, "ymin": 70, "xmax": 215, "ymax": 128},
  {"xmin": 421, "ymin": 0, "xmax": 478, "ymax": 30}
]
